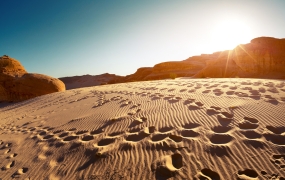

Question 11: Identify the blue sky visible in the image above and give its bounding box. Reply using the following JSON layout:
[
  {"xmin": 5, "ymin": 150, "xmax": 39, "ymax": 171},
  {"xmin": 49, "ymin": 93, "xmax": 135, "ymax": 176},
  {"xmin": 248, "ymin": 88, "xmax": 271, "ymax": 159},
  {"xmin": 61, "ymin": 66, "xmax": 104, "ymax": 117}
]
[{"xmin": 1, "ymin": 0, "xmax": 285, "ymax": 78}]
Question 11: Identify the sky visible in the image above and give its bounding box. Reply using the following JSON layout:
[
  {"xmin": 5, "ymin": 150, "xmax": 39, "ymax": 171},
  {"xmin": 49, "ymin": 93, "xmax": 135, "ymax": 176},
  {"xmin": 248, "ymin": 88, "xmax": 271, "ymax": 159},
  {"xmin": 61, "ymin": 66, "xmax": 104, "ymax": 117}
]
[{"xmin": 1, "ymin": 0, "xmax": 285, "ymax": 78}]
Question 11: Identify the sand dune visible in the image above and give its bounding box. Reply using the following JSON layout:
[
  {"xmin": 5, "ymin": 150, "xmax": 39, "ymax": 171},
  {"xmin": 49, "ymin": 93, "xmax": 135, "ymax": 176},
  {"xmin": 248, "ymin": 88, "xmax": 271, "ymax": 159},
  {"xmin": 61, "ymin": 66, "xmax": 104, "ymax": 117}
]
[{"xmin": 0, "ymin": 78, "xmax": 285, "ymax": 179}]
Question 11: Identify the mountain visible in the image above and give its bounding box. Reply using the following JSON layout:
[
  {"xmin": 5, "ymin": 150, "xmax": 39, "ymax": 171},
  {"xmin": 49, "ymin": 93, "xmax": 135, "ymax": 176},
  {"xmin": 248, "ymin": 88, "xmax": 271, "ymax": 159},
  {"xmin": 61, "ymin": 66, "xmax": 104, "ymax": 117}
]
[
  {"xmin": 109, "ymin": 37, "xmax": 285, "ymax": 84},
  {"xmin": 59, "ymin": 37, "xmax": 285, "ymax": 88},
  {"xmin": 59, "ymin": 73, "xmax": 123, "ymax": 90}
]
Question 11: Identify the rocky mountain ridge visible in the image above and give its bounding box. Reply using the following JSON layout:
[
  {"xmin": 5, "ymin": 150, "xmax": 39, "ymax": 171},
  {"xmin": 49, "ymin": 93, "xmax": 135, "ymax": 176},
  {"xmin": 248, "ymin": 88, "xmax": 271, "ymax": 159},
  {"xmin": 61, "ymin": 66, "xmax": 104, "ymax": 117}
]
[
  {"xmin": 48, "ymin": 37, "xmax": 285, "ymax": 89},
  {"xmin": 106, "ymin": 37, "xmax": 285, "ymax": 84}
]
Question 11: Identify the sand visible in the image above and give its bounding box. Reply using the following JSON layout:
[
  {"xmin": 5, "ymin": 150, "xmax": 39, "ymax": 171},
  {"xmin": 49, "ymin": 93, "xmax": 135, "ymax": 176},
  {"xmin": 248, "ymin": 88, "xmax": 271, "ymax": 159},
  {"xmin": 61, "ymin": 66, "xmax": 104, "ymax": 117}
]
[{"xmin": 0, "ymin": 78, "xmax": 285, "ymax": 180}]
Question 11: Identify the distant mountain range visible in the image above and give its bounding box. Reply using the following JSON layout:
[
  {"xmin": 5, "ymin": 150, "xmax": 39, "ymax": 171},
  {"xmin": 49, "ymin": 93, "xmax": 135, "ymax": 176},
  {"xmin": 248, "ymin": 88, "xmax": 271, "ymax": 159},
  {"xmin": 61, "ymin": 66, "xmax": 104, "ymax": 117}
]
[{"xmin": 60, "ymin": 37, "xmax": 285, "ymax": 90}]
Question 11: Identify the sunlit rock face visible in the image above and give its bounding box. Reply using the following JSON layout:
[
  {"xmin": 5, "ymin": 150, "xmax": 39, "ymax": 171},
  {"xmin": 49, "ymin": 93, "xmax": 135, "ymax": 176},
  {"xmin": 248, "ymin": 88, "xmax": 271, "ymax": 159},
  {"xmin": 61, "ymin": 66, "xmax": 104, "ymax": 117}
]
[
  {"xmin": 0, "ymin": 55, "xmax": 65, "ymax": 102},
  {"xmin": 109, "ymin": 37, "xmax": 285, "ymax": 84},
  {"xmin": 195, "ymin": 37, "xmax": 285, "ymax": 78}
]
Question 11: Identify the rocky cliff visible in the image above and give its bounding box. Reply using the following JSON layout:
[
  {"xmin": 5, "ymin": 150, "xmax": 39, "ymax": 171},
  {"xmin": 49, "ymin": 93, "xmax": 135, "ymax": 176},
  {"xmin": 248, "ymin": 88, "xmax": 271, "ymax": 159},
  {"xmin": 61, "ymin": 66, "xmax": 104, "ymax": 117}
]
[
  {"xmin": 195, "ymin": 37, "xmax": 285, "ymax": 78},
  {"xmin": 0, "ymin": 55, "xmax": 65, "ymax": 102},
  {"xmin": 59, "ymin": 37, "xmax": 285, "ymax": 88},
  {"xmin": 109, "ymin": 37, "xmax": 285, "ymax": 84}
]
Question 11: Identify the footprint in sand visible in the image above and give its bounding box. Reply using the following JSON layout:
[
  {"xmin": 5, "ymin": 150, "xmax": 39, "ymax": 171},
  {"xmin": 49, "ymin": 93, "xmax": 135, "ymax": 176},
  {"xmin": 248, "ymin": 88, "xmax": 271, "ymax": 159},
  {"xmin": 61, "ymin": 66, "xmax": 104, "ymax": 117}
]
[
  {"xmin": 108, "ymin": 131, "xmax": 124, "ymax": 137},
  {"xmin": 125, "ymin": 133, "xmax": 149, "ymax": 142},
  {"xmin": 244, "ymin": 117, "xmax": 259, "ymax": 124},
  {"xmin": 58, "ymin": 132, "xmax": 69, "ymax": 138},
  {"xmin": 226, "ymin": 90, "xmax": 235, "ymax": 95},
  {"xmin": 43, "ymin": 134, "xmax": 54, "ymax": 140},
  {"xmin": 188, "ymin": 89, "xmax": 196, "ymax": 93},
  {"xmin": 181, "ymin": 129, "xmax": 199, "ymax": 138},
  {"xmin": 4, "ymin": 143, "xmax": 12, "ymax": 148},
  {"xmin": 261, "ymin": 170, "xmax": 285, "ymax": 179},
  {"xmin": 151, "ymin": 133, "xmax": 169, "ymax": 142},
  {"xmin": 235, "ymin": 92, "xmax": 249, "ymax": 97},
  {"xmin": 183, "ymin": 123, "xmax": 200, "ymax": 129},
  {"xmin": 271, "ymin": 155, "xmax": 285, "ymax": 170},
  {"xmin": 266, "ymin": 125, "xmax": 285, "ymax": 135},
  {"xmin": 4, "ymin": 148, "xmax": 11, "ymax": 154},
  {"xmin": 263, "ymin": 126, "xmax": 285, "ymax": 145},
  {"xmin": 1, "ymin": 160, "xmax": 15, "ymax": 170},
  {"xmin": 63, "ymin": 135, "xmax": 78, "ymax": 142},
  {"xmin": 169, "ymin": 134, "xmax": 183, "ymax": 142},
  {"xmin": 75, "ymin": 130, "xmax": 89, "ymax": 135},
  {"xmin": 67, "ymin": 128, "xmax": 77, "ymax": 131},
  {"xmin": 202, "ymin": 90, "xmax": 211, "ymax": 94},
  {"xmin": 81, "ymin": 135, "xmax": 94, "ymax": 142},
  {"xmin": 128, "ymin": 127, "xmax": 141, "ymax": 133},
  {"xmin": 159, "ymin": 127, "xmax": 174, "ymax": 133},
  {"xmin": 209, "ymin": 134, "xmax": 233, "ymax": 145},
  {"xmin": 7, "ymin": 153, "xmax": 18, "ymax": 159},
  {"xmin": 195, "ymin": 168, "xmax": 221, "ymax": 180},
  {"xmin": 168, "ymin": 97, "xmax": 182, "ymax": 103},
  {"xmin": 38, "ymin": 130, "xmax": 47, "ymax": 136},
  {"xmin": 206, "ymin": 106, "xmax": 221, "ymax": 115},
  {"xmin": 188, "ymin": 103, "xmax": 202, "ymax": 110},
  {"xmin": 90, "ymin": 129, "xmax": 104, "ymax": 135},
  {"xmin": 213, "ymin": 89, "xmax": 224, "ymax": 96},
  {"xmin": 152, "ymin": 153, "xmax": 183, "ymax": 178},
  {"xmin": 238, "ymin": 117, "xmax": 259, "ymax": 130},
  {"xmin": 97, "ymin": 138, "xmax": 116, "ymax": 146},
  {"xmin": 212, "ymin": 126, "xmax": 232, "ymax": 133},
  {"xmin": 237, "ymin": 169, "xmax": 258, "ymax": 180},
  {"xmin": 263, "ymin": 133, "xmax": 285, "ymax": 145},
  {"xmin": 53, "ymin": 130, "xmax": 64, "ymax": 134},
  {"xmin": 183, "ymin": 98, "xmax": 195, "ymax": 105},
  {"xmin": 240, "ymin": 130, "xmax": 262, "ymax": 139},
  {"xmin": 11, "ymin": 167, "xmax": 29, "ymax": 177},
  {"xmin": 217, "ymin": 112, "xmax": 234, "ymax": 123}
]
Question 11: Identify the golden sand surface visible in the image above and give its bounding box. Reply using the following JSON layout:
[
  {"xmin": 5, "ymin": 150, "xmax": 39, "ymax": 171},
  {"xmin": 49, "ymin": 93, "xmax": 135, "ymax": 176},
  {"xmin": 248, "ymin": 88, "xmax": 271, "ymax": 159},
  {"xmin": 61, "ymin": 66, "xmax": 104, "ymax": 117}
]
[{"xmin": 0, "ymin": 78, "xmax": 285, "ymax": 180}]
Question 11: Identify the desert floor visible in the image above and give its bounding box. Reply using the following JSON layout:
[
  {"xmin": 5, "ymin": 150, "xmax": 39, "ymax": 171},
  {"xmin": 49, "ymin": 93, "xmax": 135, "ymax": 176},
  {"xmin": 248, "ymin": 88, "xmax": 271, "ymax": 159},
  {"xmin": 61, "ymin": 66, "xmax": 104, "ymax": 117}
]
[{"xmin": 0, "ymin": 78, "xmax": 285, "ymax": 180}]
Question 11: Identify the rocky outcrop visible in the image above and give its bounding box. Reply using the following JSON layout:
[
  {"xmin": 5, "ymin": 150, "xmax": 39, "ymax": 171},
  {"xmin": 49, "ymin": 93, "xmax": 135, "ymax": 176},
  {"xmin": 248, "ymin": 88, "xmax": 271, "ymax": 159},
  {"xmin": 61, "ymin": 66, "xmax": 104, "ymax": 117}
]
[
  {"xmin": 108, "ymin": 67, "xmax": 153, "ymax": 84},
  {"xmin": 113, "ymin": 37, "xmax": 285, "ymax": 83},
  {"xmin": 0, "ymin": 55, "xmax": 65, "ymax": 102},
  {"xmin": 59, "ymin": 73, "xmax": 123, "ymax": 90},
  {"xmin": 195, "ymin": 37, "xmax": 285, "ymax": 78}
]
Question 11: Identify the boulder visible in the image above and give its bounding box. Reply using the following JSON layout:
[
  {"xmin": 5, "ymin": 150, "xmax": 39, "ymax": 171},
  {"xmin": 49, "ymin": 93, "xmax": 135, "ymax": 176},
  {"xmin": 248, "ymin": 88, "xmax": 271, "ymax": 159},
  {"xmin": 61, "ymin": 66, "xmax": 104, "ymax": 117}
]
[{"xmin": 0, "ymin": 55, "xmax": 65, "ymax": 102}]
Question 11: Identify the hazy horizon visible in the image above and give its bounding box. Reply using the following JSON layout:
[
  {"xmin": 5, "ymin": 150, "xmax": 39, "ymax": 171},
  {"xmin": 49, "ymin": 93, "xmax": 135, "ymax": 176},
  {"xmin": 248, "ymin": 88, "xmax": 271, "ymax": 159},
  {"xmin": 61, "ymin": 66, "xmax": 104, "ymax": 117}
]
[{"xmin": 1, "ymin": 0, "xmax": 285, "ymax": 78}]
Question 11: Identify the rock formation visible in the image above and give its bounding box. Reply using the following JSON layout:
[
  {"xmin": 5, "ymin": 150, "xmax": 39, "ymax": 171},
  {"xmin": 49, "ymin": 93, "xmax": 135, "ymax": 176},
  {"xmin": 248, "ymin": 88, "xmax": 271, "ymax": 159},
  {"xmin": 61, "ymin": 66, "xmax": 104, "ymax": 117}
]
[
  {"xmin": 195, "ymin": 37, "xmax": 285, "ymax": 78},
  {"xmin": 59, "ymin": 73, "xmax": 123, "ymax": 90},
  {"xmin": 60, "ymin": 37, "xmax": 285, "ymax": 88},
  {"xmin": 0, "ymin": 55, "xmax": 65, "ymax": 102},
  {"xmin": 108, "ymin": 37, "xmax": 285, "ymax": 84}
]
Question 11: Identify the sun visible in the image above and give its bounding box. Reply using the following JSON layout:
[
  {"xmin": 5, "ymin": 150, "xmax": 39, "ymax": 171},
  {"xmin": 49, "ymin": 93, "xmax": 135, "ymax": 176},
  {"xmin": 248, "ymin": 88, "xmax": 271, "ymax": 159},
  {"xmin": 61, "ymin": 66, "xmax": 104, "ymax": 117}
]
[{"xmin": 210, "ymin": 18, "xmax": 252, "ymax": 51}]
